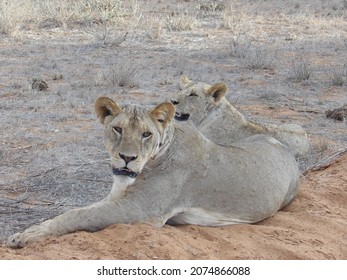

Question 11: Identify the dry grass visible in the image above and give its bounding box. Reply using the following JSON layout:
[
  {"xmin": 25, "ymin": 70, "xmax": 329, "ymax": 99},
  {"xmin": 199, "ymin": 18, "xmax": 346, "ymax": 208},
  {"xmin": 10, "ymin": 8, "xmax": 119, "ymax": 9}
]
[
  {"xmin": 0, "ymin": 0, "xmax": 201, "ymax": 39},
  {"xmin": 85, "ymin": 22, "xmax": 128, "ymax": 47},
  {"xmin": 229, "ymin": 36, "xmax": 276, "ymax": 70},
  {"xmin": 326, "ymin": 64, "xmax": 347, "ymax": 86},
  {"xmin": 290, "ymin": 56, "xmax": 313, "ymax": 82},
  {"xmin": 0, "ymin": 1, "xmax": 36, "ymax": 34},
  {"xmin": 0, "ymin": 0, "xmax": 129, "ymax": 33},
  {"xmin": 141, "ymin": 15, "xmax": 166, "ymax": 40},
  {"xmin": 106, "ymin": 62, "xmax": 139, "ymax": 89},
  {"xmin": 221, "ymin": 2, "xmax": 245, "ymax": 32},
  {"xmin": 165, "ymin": 7, "xmax": 198, "ymax": 32}
]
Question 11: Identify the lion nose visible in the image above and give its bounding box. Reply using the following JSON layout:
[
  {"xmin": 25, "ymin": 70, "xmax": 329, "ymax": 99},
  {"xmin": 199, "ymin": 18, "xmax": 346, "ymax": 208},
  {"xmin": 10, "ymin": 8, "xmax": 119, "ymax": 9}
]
[
  {"xmin": 119, "ymin": 153, "xmax": 137, "ymax": 164},
  {"xmin": 171, "ymin": 100, "xmax": 179, "ymax": 105}
]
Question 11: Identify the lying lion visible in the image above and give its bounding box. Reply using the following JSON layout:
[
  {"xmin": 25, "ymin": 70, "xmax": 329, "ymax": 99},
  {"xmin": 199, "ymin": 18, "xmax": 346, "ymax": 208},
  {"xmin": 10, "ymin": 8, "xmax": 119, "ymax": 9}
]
[
  {"xmin": 172, "ymin": 76, "xmax": 310, "ymax": 157},
  {"xmin": 7, "ymin": 97, "xmax": 299, "ymax": 248}
]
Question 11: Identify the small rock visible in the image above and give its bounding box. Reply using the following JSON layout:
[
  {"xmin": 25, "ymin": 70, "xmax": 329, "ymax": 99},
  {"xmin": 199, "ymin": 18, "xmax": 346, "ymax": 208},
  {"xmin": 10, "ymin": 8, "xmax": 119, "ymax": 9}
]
[
  {"xmin": 52, "ymin": 73, "xmax": 63, "ymax": 80},
  {"xmin": 325, "ymin": 104, "xmax": 347, "ymax": 121},
  {"xmin": 31, "ymin": 78, "xmax": 48, "ymax": 91}
]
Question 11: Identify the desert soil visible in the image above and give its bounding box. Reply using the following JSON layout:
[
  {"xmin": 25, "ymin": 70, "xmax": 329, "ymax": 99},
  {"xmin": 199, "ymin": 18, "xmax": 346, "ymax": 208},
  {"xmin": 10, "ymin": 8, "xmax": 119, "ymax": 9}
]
[{"xmin": 0, "ymin": 0, "xmax": 346, "ymax": 259}]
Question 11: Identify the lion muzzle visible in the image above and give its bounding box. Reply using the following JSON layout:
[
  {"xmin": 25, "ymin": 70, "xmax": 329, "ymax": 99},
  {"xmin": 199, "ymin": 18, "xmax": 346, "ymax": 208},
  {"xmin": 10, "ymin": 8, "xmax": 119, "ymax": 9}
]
[
  {"xmin": 174, "ymin": 113, "xmax": 190, "ymax": 121},
  {"xmin": 112, "ymin": 167, "xmax": 138, "ymax": 178}
]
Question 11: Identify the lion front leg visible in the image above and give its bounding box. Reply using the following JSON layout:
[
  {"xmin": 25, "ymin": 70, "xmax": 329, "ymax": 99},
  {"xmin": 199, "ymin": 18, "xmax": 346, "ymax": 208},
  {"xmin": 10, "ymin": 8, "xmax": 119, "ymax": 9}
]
[
  {"xmin": 6, "ymin": 220, "xmax": 56, "ymax": 249},
  {"xmin": 6, "ymin": 200, "xmax": 119, "ymax": 248}
]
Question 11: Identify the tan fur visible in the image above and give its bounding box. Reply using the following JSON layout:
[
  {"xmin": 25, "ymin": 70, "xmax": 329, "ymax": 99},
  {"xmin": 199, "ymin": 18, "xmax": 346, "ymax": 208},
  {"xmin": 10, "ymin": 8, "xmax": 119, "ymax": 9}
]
[
  {"xmin": 151, "ymin": 102, "xmax": 176, "ymax": 128},
  {"xmin": 172, "ymin": 75, "xmax": 310, "ymax": 156},
  {"xmin": 95, "ymin": 96, "xmax": 122, "ymax": 124},
  {"xmin": 7, "ymin": 98, "xmax": 299, "ymax": 248}
]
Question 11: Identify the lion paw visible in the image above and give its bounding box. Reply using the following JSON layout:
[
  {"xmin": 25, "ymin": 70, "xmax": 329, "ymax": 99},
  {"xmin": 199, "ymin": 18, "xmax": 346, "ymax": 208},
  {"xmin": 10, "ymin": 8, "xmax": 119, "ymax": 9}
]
[
  {"xmin": 6, "ymin": 233, "xmax": 27, "ymax": 249},
  {"xmin": 6, "ymin": 224, "xmax": 50, "ymax": 248}
]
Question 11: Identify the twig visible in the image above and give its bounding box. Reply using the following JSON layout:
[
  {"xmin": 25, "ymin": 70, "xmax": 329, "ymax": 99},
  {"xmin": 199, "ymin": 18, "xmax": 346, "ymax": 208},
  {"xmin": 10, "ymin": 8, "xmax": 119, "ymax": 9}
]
[
  {"xmin": 30, "ymin": 168, "xmax": 57, "ymax": 178},
  {"xmin": 283, "ymin": 95, "xmax": 305, "ymax": 103},
  {"xmin": 79, "ymin": 178, "xmax": 113, "ymax": 184},
  {"xmin": 19, "ymin": 200, "xmax": 55, "ymax": 206},
  {"xmin": 0, "ymin": 210, "xmax": 28, "ymax": 214},
  {"xmin": 289, "ymin": 107, "xmax": 321, "ymax": 114},
  {"xmin": 2, "ymin": 194, "xmax": 31, "ymax": 204},
  {"xmin": 12, "ymin": 145, "xmax": 32, "ymax": 150},
  {"xmin": 303, "ymin": 147, "xmax": 347, "ymax": 175},
  {"xmin": 0, "ymin": 203, "xmax": 20, "ymax": 208}
]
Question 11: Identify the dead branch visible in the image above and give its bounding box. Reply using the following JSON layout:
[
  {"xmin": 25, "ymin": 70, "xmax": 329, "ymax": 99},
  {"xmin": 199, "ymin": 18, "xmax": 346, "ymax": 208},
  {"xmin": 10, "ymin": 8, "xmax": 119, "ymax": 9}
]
[
  {"xmin": 11, "ymin": 145, "xmax": 33, "ymax": 150},
  {"xmin": 283, "ymin": 95, "xmax": 305, "ymax": 103},
  {"xmin": 303, "ymin": 147, "xmax": 347, "ymax": 175},
  {"xmin": 289, "ymin": 108, "xmax": 321, "ymax": 114}
]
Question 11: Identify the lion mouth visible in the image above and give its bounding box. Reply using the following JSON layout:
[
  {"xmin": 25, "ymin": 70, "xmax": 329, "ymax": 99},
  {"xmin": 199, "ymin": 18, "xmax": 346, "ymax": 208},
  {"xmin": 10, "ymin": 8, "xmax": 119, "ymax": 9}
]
[
  {"xmin": 174, "ymin": 113, "xmax": 190, "ymax": 121},
  {"xmin": 112, "ymin": 167, "xmax": 138, "ymax": 178}
]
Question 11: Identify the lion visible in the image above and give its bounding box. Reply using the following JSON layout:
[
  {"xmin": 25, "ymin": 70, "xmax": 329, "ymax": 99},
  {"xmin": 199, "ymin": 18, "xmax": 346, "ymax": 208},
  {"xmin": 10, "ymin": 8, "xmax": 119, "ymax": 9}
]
[
  {"xmin": 7, "ymin": 97, "xmax": 299, "ymax": 248},
  {"xmin": 172, "ymin": 75, "xmax": 310, "ymax": 157}
]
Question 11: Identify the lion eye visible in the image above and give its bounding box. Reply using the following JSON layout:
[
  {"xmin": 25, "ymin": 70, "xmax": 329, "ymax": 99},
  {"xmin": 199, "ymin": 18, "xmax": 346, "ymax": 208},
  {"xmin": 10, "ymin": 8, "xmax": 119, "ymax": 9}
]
[
  {"xmin": 113, "ymin": 127, "xmax": 122, "ymax": 134},
  {"xmin": 142, "ymin": 131, "xmax": 152, "ymax": 138},
  {"xmin": 189, "ymin": 92, "xmax": 198, "ymax": 97}
]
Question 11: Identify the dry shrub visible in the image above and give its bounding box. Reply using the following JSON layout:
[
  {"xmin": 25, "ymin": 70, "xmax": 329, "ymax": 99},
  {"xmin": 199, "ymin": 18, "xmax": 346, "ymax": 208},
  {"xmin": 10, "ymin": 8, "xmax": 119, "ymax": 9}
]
[
  {"xmin": 229, "ymin": 36, "xmax": 276, "ymax": 70},
  {"xmin": 1, "ymin": 0, "xmax": 199, "ymax": 38},
  {"xmin": 0, "ymin": 1, "xmax": 37, "ymax": 34},
  {"xmin": 222, "ymin": 2, "xmax": 244, "ymax": 32},
  {"xmin": 106, "ymin": 62, "xmax": 138, "ymax": 88},
  {"xmin": 0, "ymin": 0, "xmax": 127, "ymax": 33},
  {"xmin": 85, "ymin": 22, "xmax": 128, "ymax": 47},
  {"xmin": 142, "ymin": 16, "xmax": 166, "ymax": 40},
  {"xmin": 165, "ymin": 9, "xmax": 198, "ymax": 32},
  {"xmin": 326, "ymin": 64, "xmax": 347, "ymax": 86},
  {"xmin": 291, "ymin": 57, "xmax": 313, "ymax": 82}
]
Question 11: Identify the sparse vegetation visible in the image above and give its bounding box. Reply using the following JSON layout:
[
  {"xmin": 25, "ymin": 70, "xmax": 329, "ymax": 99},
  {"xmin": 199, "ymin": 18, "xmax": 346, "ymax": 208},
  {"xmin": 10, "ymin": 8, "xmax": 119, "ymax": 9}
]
[
  {"xmin": 106, "ymin": 62, "xmax": 138, "ymax": 88},
  {"xmin": 165, "ymin": 9, "xmax": 198, "ymax": 32},
  {"xmin": 221, "ymin": 3, "xmax": 244, "ymax": 32},
  {"xmin": 229, "ymin": 36, "xmax": 247, "ymax": 59},
  {"xmin": 241, "ymin": 46, "xmax": 276, "ymax": 70},
  {"xmin": 326, "ymin": 64, "xmax": 346, "ymax": 86},
  {"xmin": 291, "ymin": 57, "xmax": 313, "ymax": 82},
  {"xmin": 229, "ymin": 36, "xmax": 276, "ymax": 70},
  {"xmin": 0, "ymin": 0, "xmax": 127, "ymax": 32},
  {"xmin": 85, "ymin": 22, "xmax": 128, "ymax": 47},
  {"xmin": 0, "ymin": 1, "xmax": 33, "ymax": 34},
  {"xmin": 199, "ymin": 2, "xmax": 225, "ymax": 13},
  {"xmin": 142, "ymin": 15, "xmax": 166, "ymax": 40}
]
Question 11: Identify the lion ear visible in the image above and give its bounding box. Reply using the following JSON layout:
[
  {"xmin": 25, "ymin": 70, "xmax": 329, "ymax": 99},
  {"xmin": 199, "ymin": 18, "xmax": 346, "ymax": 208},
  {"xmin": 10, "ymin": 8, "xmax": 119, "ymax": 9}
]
[
  {"xmin": 94, "ymin": 97, "xmax": 122, "ymax": 125},
  {"xmin": 150, "ymin": 102, "xmax": 176, "ymax": 128},
  {"xmin": 207, "ymin": 83, "xmax": 227, "ymax": 104},
  {"xmin": 179, "ymin": 75, "xmax": 192, "ymax": 89}
]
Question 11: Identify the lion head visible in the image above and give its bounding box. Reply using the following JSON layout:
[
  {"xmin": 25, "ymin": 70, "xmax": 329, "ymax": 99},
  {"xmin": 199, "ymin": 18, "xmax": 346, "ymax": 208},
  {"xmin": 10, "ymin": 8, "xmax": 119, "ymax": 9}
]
[
  {"xmin": 95, "ymin": 97, "xmax": 175, "ymax": 179},
  {"xmin": 171, "ymin": 75, "xmax": 227, "ymax": 124},
  {"xmin": 171, "ymin": 76, "xmax": 309, "ymax": 157}
]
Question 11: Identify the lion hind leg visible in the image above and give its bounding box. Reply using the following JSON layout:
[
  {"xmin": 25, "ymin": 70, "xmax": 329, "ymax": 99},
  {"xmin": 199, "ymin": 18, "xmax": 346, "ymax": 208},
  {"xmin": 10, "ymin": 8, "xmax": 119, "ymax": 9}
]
[{"xmin": 166, "ymin": 208, "xmax": 254, "ymax": 226}]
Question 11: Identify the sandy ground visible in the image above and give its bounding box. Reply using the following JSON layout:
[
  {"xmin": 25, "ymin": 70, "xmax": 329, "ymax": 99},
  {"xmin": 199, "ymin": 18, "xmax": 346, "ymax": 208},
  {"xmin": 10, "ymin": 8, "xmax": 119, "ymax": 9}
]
[
  {"xmin": 1, "ymin": 0, "xmax": 347, "ymax": 260},
  {"xmin": 1, "ymin": 153, "xmax": 346, "ymax": 260}
]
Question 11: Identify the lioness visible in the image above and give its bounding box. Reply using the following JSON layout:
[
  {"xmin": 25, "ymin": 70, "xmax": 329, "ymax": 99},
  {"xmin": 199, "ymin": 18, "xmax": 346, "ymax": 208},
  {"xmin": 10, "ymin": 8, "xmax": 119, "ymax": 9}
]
[
  {"xmin": 7, "ymin": 97, "xmax": 299, "ymax": 248},
  {"xmin": 172, "ymin": 76, "xmax": 310, "ymax": 157}
]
